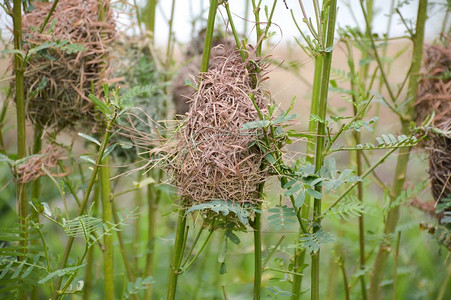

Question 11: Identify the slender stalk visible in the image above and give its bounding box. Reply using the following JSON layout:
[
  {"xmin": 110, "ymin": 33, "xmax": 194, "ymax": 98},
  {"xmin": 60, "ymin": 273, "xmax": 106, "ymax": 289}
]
[
  {"xmin": 53, "ymin": 120, "xmax": 114, "ymax": 296},
  {"xmin": 339, "ymin": 257, "xmax": 350, "ymax": 300},
  {"xmin": 311, "ymin": 2, "xmax": 337, "ymax": 299},
  {"xmin": 243, "ymin": 0, "xmax": 250, "ymax": 35},
  {"xmin": 252, "ymin": 189, "xmax": 263, "ymax": 300},
  {"xmin": 83, "ymin": 184, "xmax": 100, "ymax": 300},
  {"xmin": 392, "ymin": 232, "xmax": 401, "ymax": 300},
  {"xmin": 251, "ymin": 0, "xmax": 263, "ymax": 56},
  {"xmin": 39, "ymin": 0, "xmax": 59, "ymax": 33},
  {"xmin": 369, "ymin": 1, "xmax": 428, "ymax": 298},
  {"xmin": 165, "ymin": 0, "xmax": 176, "ymax": 70},
  {"xmin": 100, "ymin": 156, "xmax": 114, "ymax": 299},
  {"xmin": 143, "ymin": 0, "xmax": 157, "ymax": 41},
  {"xmin": 345, "ymin": 40, "xmax": 368, "ymax": 300},
  {"xmin": 30, "ymin": 123, "xmax": 43, "ymax": 300},
  {"xmin": 144, "ymin": 170, "xmax": 161, "ymax": 300},
  {"xmin": 132, "ymin": 172, "xmax": 142, "ymax": 272},
  {"xmin": 13, "ymin": 0, "xmax": 28, "ymax": 274}
]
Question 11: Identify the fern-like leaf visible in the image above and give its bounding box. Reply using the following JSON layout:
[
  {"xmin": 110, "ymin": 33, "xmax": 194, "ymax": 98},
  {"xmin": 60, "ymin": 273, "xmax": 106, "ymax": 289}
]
[{"xmin": 299, "ymin": 230, "xmax": 335, "ymax": 254}]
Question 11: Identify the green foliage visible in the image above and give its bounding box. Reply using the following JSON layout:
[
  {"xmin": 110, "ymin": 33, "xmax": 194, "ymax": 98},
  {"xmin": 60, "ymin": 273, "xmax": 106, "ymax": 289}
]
[
  {"xmin": 186, "ymin": 200, "xmax": 260, "ymax": 227},
  {"xmin": 386, "ymin": 180, "xmax": 428, "ymax": 213},
  {"xmin": 323, "ymin": 198, "xmax": 364, "ymax": 220},
  {"xmin": 0, "ymin": 224, "xmax": 46, "ymax": 299},
  {"xmin": 124, "ymin": 276, "xmax": 155, "ymax": 299},
  {"xmin": 268, "ymin": 205, "xmax": 297, "ymax": 231},
  {"xmin": 332, "ymin": 134, "xmax": 419, "ymax": 152},
  {"xmin": 299, "ymin": 230, "xmax": 335, "ymax": 254}
]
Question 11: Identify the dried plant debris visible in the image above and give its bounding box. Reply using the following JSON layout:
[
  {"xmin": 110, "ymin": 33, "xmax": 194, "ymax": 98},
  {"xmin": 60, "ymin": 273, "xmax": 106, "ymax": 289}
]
[
  {"xmin": 14, "ymin": 145, "xmax": 66, "ymax": 184},
  {"xmin": 428, "ymin": 121, "xmax": 451, "ymax": 205},
  {"xmin": 415, "ymin": 42, "xmax": 451, "ymax": 127},
  {"xmin": 415, "ymin": 39, "xmax": 451, "ymax": 218},
  {"xmin": 110, "ymin": 36, "xmax": 169, "ymax": 162},
  {"xmin": 166, "ymin": 47, "xmax": 271, "ymax": 226},
  {"xmin": 172, "ymin": 33, "xmax": 235, "ymax": 116},
  {"xmin": 20, "ymin": 0, "xmax": 116, "ymax": 131}
]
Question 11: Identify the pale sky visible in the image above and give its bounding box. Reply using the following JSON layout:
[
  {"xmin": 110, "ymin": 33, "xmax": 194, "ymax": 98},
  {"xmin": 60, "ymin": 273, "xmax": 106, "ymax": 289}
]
[{"xmin": 151, "ymin": 0, "xmax": 448, "ymax": 45}]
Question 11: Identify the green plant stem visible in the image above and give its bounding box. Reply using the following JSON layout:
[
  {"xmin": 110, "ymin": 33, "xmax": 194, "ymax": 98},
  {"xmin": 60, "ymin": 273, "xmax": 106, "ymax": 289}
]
[
  {"xmin": 251, "ymin": 0, "xmax": 263, "ymax": 56},
  {"xmin": 392, "ymin": 231, "xmax": 401, "ymax": 300},
  {"xmin": 83, "ymin": 184, "xmax": 100, "ymax": 300},
  {"xmin": 144, "ymin": 170, "xmax": 161, "ymax": 300},
  {"xmin": 167, "ymin": 209, "xmax": 187, "ymax": 300},
  {"xmin": 339, "ymin": 257, "xmax": 350, "ymax": 300},
  {"xmin": 291, "ymin": 50, "xmax": 325, "ymax": 300},
  {"xmin": 133, "ymin": 172, "xmax": 142, "ymax": 272},
  {"xmin": 224, "ymin": 2, "xmax": 246, "ymax": 60},
  {"xmin": 243, "ymin": 0, "xmax": 250, "ymax": 35},
  {"xmin": 53, "ymin": 120, "xmax": 114, "ymax": 296},
  {"xmin": 143, "ymin": 0, "xmax": 157, "ymax": 40},
  {"xmin": 368, "ymin": 1, "xmax": 427, "ymax": 298},
  {"xmin": 31, "ymin": 124, "xmax": 43, "ymax": 222},
  {"xmin": 311, "ymin": 2, "xmax": 337, "ymax": 299},
  {"xmin": 192, "ymin": 232, "xmax": 213, "ymax": 299},
  {"xmin": 181, "ymin": 226, "xmax": 214, "ymax": 271},
  {"xmin": 200, "ymin": 0, "xmax": 219, "ymax": 74},
  {"xmin": 327, "ymin": 148, "xmax": 397, "ymax": 212},
  {"xmin": 345, "ymin": 39, "xmax": 368, "ymax": 300},
  {"xmin": 100, "ymin": 156, "xmax": 114, "ymax": 299},
  {"xmin": 253, "ymin": 213, "xmax": 262, "ymax": 300},
  {"xmin": 13, "ymin": 0, "xmax": 28, "ymax": 276},
  {"xmin": 39, "ymin": 0, "xmax": 59, "ymax": 33},
  {"xmin": 165, "ymin": 0, "xmax": 176, "ymax": 70},
  {"xmin": 30, "ymin": 123, "xmax": 43, "ymax": 300}
]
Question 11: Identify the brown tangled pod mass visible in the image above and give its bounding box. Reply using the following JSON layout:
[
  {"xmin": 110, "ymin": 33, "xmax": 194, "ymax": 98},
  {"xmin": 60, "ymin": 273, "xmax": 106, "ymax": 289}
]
[
  {"xmin": 170, "ymin": 46, "xmax": 270, "ymax": 211},
  {"xmin": 21, "ymin": 0, "xmax": 116, "ymax": 131},
  {"xmin": 15, "ymin": 145, "xmax": 66, "ymax": 184},
  {"xmin": 171, "ymin": 31, "xmax": 235, "ymax": 116},
  {"xmin": 415, "ymin": 39, "xmax": 451, "ymax": 208}
]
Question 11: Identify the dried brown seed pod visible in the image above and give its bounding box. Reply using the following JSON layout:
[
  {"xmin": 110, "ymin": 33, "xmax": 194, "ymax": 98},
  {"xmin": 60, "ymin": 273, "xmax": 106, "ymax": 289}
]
[
  {"xmin": 19, "ymin": 0, "xmax": 116, "ymax": 132},
  {"xmin": 167, "ymin": 46, "xmax": 271, "ymax": 226}
]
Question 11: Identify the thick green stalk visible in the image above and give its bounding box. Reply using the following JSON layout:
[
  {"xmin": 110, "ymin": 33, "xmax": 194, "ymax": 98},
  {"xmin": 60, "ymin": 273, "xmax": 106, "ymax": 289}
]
[
  {"xmin": 143, "ymin": 0, "xmax": 157, "ymax": 40},
  {"xmin": 166, "ymin": 209, "xmax": 187, "ymax": 300},
  {"xmin": 200, "ymin": 0, "xmax": 218, "ymax": 73},
  {"xmin": 368, "ymin": 1, "xmax": 427, "ymax": 298},
  {"xmin": 13, "ymin": 0, "xmax": 27, "ymax": 268},
  {"xmin": 144, "ymin": 170, "xmax": 161, "ymax": 300},
  {"xmin": 311, "ymin": 1, "xmax": 337, "ymax": 299},
  {"xmin": 167, "ymin": 2, "xmax": 218, "ymax": 298},
  {"xmin": 291, "ymin": 54, "xmax": 324, "ymax": 300},
  {"xmin": 100, "ymin": 156, "xmax": 114, "ymax": 299},
  {"xmin": 83, "ymin": 184, "xmax": 100, "ymax": 300},
  {"xmin": 253, "ymin": 212, "xmax": 262, "ymax": 300}
]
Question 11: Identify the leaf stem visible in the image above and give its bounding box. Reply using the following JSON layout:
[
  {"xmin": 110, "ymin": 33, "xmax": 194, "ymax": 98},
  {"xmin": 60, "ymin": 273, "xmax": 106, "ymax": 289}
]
[{"xmin": 369, "ymin": 1, "xmax": 427, "ymax": 298}]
